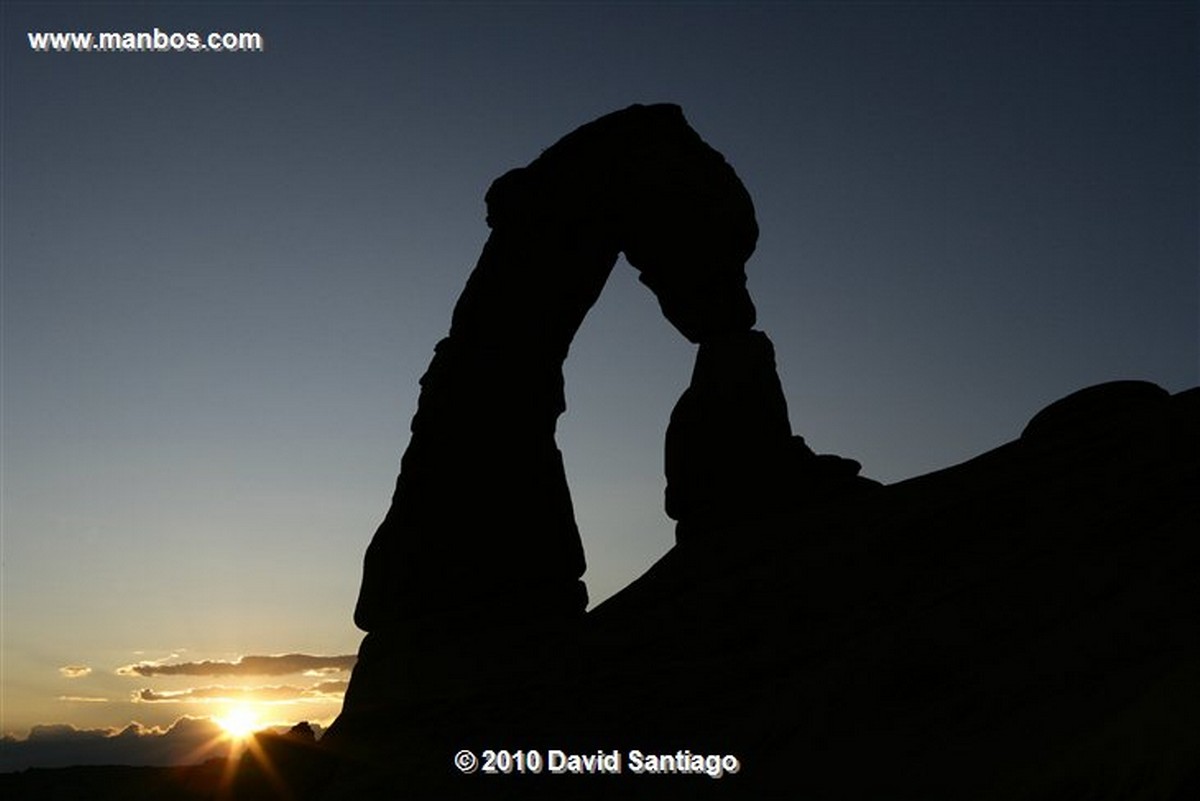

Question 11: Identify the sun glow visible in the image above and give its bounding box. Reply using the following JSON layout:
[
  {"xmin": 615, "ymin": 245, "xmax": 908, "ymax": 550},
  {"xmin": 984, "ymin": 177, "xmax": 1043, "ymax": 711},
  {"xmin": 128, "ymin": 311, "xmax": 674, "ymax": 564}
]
[{"xmin": 216, "ymin": 705, "xmax": 260, "ymax": 741}]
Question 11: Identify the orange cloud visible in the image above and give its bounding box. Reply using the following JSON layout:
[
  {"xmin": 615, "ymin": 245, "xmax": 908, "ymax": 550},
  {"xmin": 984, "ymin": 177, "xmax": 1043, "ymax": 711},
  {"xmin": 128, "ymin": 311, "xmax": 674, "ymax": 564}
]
[
  {"xmin": 133, "ymin": 680, "xmax": 347, "ymax": 704},
  {"xmin": 306, "ymin": 680, "xmax": 349, "ymax": 698},
  {"xmin": 59, "ymin": 665, "xmax": 92, "ymax": 678},
  {"xmin": 117, "ymin": 653, "xmax": 355, "ymax": 678}
]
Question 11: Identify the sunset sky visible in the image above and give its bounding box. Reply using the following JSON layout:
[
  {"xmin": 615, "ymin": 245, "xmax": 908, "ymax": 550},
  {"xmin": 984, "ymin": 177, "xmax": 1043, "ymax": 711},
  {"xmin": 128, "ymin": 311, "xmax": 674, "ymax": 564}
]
[{"xmin": 2, "ymin": 1, "xmax": 1196, "ymax": 769}]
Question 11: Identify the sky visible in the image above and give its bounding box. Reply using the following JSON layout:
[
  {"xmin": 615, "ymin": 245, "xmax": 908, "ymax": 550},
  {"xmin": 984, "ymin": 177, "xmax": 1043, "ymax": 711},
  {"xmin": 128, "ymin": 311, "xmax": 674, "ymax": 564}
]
[{"xmin": 2, "ymin": 0, "xmax": 1196, "ymax": 770}]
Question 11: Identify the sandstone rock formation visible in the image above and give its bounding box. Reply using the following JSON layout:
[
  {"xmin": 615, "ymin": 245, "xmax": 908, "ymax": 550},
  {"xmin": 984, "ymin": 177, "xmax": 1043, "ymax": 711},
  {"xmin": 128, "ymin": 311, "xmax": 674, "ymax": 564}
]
[
  {"xmin": 330, "ymin": 104, "xmax": 767, "ymax": 766},
  {"xmin": 312, "ymin": 106, "xmax": 1199, "ymax": 800}
]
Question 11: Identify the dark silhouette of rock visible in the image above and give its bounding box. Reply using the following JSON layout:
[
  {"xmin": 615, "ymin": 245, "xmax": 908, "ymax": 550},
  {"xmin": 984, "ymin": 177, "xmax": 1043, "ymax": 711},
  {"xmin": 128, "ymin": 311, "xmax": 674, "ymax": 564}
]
[
  {"xmin": 572, "ymin": 380, "xmax": 1199, "ymax": 800},
  {"xmin": 333, "ymin": 104, "xmax": 765, "ymax": 771},
  {"xmin": 665, "ymin": 329, "xmax": 876, "ymax": 541},
  {"xmin": 309, "ymin": 106, "xmax": 1198, "ymax": 800},
  {"xmin": 349, "ymin": 103, "xmax": 761, "ymax": 643}
]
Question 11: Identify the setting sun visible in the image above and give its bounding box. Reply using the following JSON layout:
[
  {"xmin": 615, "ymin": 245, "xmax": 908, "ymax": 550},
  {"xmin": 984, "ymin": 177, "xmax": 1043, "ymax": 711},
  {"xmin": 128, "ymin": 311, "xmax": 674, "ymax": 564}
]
[{"xmin": 215, "ymin": 706, "xmax": 260, "ymax": 741}]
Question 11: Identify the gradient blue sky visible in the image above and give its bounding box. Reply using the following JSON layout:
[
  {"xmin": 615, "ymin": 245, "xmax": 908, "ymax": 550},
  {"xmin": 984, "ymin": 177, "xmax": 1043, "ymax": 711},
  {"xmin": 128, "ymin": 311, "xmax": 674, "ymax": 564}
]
[{"xmin": 2, "ymin": 1, "xmax": 1196, "ymax": 762}]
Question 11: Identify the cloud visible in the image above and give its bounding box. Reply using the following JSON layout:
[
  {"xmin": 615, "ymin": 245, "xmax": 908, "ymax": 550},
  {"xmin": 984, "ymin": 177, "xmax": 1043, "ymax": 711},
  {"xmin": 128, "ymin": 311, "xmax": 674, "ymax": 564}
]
[
  {"xmin": 117, "ymin": 653, "xmax": 355, "ymax": 678},
  {"xmin": 302, "ymin": 667, "xmax": 347, "ymax": 677},
  {"xmin": 0, "ymin": 717, "xmax": 227, "ymax": 771},
  {"xmin": 307, "ymin": 680, "xmax": 349, "ymax": 698},
  {"xmin": 133, "ymin": 680, "xmax": 347, "ymax": 704},
  {"xmin": 59, "ymin": 665, "xmax": 92, "ymax": 678},
  {"xmin": 56, "ymin": 696, "xmax": 110, "ymax": 703}
]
